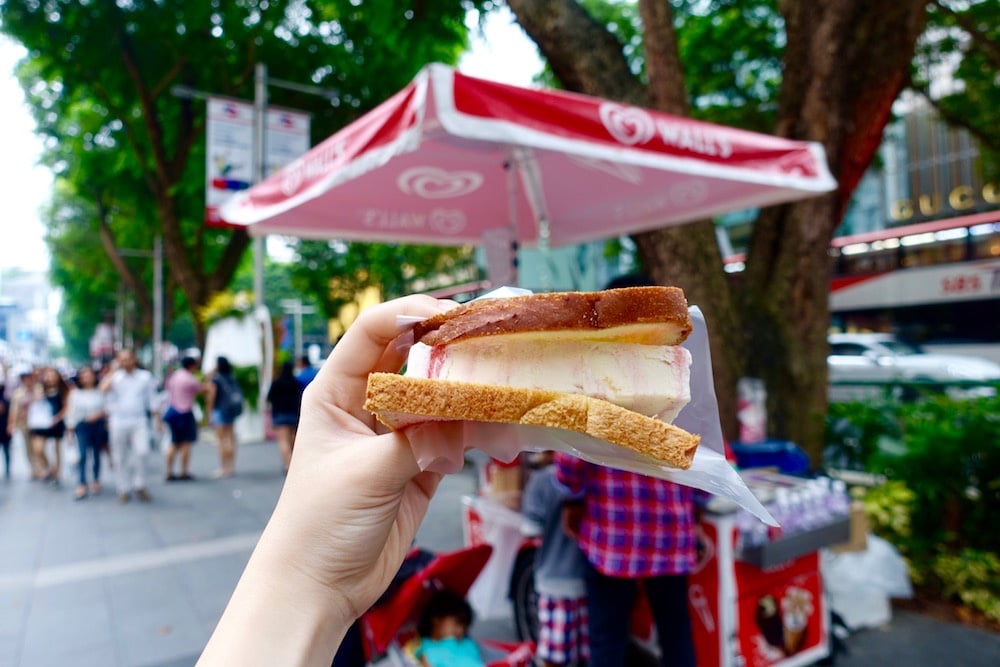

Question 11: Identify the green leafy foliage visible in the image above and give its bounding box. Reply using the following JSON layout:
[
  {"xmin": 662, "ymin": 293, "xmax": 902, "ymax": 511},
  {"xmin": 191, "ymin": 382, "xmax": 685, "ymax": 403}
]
[
  {"xmin": 932, "ymin": 549, "xmax": 1000, "ymax": 623},
  {"xmin": 233, "ymin": 364, "xmax": 261, "ymax": 411},
  {"xmin": 858, "ymin": 480, "xmax": 916, "ymax": 548},
  {"xmin": 290, "ymin": 240, "xmax": 480, "ymax": 319},
  {"xmin": 915, "ymin": 0, "xmax": 1000, "ymax": 180},
  {"xmin": 1, "ymin": 0, "xmax": 493, "ymax": 350},
  {"xmin": 825, "ymin": 398, "xmax": 903, "ymax": 470},
  {"xmin": 828, "ymin": 394, "xmax": 1000, "ymax": 621},
  {"xmin": 577, "ymin": 0, "xmax": 783, "ymax": 130}
]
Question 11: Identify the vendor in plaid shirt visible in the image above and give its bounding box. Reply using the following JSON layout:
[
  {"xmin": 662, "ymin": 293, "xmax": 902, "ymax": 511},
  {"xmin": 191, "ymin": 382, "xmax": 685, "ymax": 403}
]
[{"xmin": 556, "ymin": 452, "xmax": 697, "ymax": 666}]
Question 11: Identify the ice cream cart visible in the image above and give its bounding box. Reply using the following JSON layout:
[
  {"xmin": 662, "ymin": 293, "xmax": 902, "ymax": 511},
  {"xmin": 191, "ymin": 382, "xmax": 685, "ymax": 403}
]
[
  {"xmin": 461, "ymin": 455, "xmax": 852, "ymax": 667},
  {"xmin": 689, "ymin": 470, "xmax": 851, "ymax": 667}
]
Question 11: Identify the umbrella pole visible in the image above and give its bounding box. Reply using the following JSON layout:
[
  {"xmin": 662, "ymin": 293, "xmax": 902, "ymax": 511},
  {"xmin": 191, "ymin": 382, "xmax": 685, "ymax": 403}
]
[{"xmin": 506, "ymin": 160, "xmax": 520, "ymax": 287}]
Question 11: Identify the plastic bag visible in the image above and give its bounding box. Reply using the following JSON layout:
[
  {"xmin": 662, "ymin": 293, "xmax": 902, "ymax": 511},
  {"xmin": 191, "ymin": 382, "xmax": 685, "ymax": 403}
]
[
  {"xmin": 462, "ymin": 495, "xmax": 523, "ymax": 620},
  {"xmin": 821, "ymin": 534, "xmax": 913, "ymax": 630},
  {"xmin": 399, "ymin": 288, "xmax": 776, "ymax": 526}
]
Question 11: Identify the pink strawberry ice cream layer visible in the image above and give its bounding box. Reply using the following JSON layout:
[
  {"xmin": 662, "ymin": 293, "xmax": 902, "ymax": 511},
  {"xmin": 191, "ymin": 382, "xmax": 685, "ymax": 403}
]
[{"xmin": 405, "ymin": 338, "xmax": 691, "ymax": 423}]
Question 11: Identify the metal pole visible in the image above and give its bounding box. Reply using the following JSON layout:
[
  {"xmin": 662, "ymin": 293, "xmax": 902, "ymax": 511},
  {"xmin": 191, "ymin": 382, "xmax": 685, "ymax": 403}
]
[
  {"xmin": 153, "ymin": 235, "xmax": 164, "ymax": 380},
  {"xmin": 253, "ymin": 63, "xmax": 267, "ymax": 310},
  {"xmin": 280, "ymin": 298, "xmax": 316, "ymax": 361},
  {"xmin": 253, "ymin": 63, "xmax": 269, "ymax": 435},
  {"xmin": 293, "ymin": 305, "xmax": 304, "ymax": 361}
]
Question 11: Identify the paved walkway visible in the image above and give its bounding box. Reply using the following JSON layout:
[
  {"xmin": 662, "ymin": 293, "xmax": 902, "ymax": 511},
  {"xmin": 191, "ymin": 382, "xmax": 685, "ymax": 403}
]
[
  {"xmin": 1, "ymin": 436, "xmax": 998, "ymax": 666},
  {"xmin": 0, "ymin": 434, "xmax": 480, "ymax": 667}
]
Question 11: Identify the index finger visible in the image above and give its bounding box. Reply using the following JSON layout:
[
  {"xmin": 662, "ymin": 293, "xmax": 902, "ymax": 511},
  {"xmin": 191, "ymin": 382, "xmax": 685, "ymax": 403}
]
[{"xmin": 309, "ymin": 294, "xmax": 454, "ymax": 427}]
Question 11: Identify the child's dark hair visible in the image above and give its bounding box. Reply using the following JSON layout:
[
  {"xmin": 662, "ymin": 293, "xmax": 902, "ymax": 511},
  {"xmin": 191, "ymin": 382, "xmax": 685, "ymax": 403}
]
[{"xmin": 417, "ymin": 589, "xmax": 474, "ymax": 638}]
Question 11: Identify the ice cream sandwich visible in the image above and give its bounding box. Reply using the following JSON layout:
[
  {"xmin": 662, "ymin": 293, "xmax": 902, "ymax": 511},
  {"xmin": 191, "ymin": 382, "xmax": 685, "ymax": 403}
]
[{"xmin": 364, "ymin": 286, "xmax": 701, "ymax": 469}]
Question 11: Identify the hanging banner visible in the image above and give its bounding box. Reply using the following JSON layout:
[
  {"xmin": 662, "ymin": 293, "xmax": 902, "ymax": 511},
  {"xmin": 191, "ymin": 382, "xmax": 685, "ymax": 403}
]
[{"xmin": 205, "ymin": 97, "xmax": 310, "ymax": 226}]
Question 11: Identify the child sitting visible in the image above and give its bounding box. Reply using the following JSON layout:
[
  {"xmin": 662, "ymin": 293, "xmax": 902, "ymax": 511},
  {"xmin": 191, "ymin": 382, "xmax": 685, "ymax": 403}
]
[{"xmin": 414, "ymin": 589, "xmax": 485, "ymax": 667}]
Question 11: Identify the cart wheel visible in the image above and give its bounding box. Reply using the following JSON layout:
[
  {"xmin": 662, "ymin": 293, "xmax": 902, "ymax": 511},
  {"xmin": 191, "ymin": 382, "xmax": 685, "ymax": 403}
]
[{"xmin": 510, "ymin": 547, "xmax": 540, "ymax": 643}]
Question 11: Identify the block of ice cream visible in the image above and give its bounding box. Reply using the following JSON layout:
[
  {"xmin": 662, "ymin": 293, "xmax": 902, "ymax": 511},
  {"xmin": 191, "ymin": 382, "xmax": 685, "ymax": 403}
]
[{"xmin": 405, "ymin": 338, "xmax": 691, "ymax": 423}]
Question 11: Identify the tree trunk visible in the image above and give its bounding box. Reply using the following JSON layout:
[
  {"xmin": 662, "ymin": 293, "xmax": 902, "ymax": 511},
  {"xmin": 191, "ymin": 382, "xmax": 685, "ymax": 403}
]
[
  {"xmin": 634, "ymin": 224, "xmax": 744, "ymax": 441},
  {"xmin": 751, "ymin": 0, "xmax": 928, "ymax": 461},
  {"xmin": 114, "ymin": 14, "xmax": 251, "ymax": 351},
  {"xmin": 511, "ymin": 0, "xmax": 929, "ymax": 462}
]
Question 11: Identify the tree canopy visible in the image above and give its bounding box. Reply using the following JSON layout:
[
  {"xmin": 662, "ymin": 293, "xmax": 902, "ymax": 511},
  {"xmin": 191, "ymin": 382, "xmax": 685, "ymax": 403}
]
[{"xmin": 1, "ymin": 0, "xmax": 490, "ymax": 356}]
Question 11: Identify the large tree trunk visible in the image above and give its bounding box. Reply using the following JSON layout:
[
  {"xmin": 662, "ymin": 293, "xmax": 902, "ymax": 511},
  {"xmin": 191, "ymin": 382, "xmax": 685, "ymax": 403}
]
[
  {"xmin": 510, "ymin": 0, "xmax": 929, "ymax": 462},
  {"xmin": 749, "ymin": 0, "xmax": 928, "ymax": 461}
]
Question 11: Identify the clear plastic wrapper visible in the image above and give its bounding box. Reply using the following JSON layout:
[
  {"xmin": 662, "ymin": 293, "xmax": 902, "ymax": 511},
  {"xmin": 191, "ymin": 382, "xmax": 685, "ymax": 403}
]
[{"xmin": 395, "ymin": 288, "xmax": 777, "ymax": 526}]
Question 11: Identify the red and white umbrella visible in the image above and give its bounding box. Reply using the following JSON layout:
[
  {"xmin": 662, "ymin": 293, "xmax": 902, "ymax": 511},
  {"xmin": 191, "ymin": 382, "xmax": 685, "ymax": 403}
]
[{"xmin": 223, "ymin": 63, "xmax": 834, "ymax": 262}]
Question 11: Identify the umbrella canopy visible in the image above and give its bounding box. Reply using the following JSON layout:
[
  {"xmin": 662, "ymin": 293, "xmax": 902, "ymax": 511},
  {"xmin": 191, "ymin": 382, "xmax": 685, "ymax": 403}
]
[{"xmin": 222, "ymin": 63, "xmax": 835, "ymax": 249}]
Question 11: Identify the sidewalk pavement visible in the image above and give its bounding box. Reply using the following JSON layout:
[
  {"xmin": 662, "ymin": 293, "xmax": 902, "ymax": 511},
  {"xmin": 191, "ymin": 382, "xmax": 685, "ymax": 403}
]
[
  {"xmin": 1, "ymin": 436, "xmax": 998, "ymax": 667},
  {"xmin": 0, "ymin": 434, "xmax": 478, "ymax": 667}
]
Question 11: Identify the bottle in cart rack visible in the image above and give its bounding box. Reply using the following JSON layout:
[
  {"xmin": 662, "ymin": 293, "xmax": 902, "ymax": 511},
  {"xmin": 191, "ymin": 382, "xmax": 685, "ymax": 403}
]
[{"xmin": 830, "ymin": 479, "xmax": 851, "ymax": 517}]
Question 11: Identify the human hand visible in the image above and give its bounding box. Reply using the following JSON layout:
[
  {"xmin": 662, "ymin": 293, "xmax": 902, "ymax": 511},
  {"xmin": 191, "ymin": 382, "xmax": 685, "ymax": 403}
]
[{"xmin": 200, "ymin": 294, "xmax": 455, "ymax": 665}]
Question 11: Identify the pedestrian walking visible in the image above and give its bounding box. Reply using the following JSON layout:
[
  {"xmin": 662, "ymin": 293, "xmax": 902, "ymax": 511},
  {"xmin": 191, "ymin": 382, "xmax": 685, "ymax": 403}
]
[
  {"xmin": 27, "ymin": 367, "xmax": 70, "ymax": 484},
  {"xmin": 205, "ymin": 356, "xmax": 242, "ymax": 478},
  {"xmin": 294, "ymin": 354, "xmax": 318, "ymax": 389},
  {"xmin": 0, "ymin": 391, "xmax": 11, "ymax": 480},
  {"xmin": 65, "ymin": 366, "xmax": 107, "ymax": 500},
  {"xmin": 7, "ymin": 368, "xmax": 39, "ymax": 478},
  {"xmin": 163, "ymin": 356, "xmax": 205, "ymax": 481},
  {"xmin": 266, "ymin": 360, "xmax": 303, "ymax": 473},
  {"xmin": 100, "ymin": 349, "xmax": 159, "ymax": 503}
]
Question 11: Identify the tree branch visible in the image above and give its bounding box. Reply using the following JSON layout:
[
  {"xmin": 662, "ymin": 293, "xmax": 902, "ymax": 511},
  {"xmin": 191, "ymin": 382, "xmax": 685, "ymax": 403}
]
[
  {"xmin": 914, "ymin": 84, "xmax": 1000, "ymax": 154},
  {"xmin": 208, "ymin": 228, "xmax": 251, "ymax": 295},
  {"xmin": 638, "ymin": 0, "xmax": 688, "ymax": 115},
  {"xmin": 507, "ymin": 0, "xmax": 647, "ymax": 104},
  {"xmin": 933, "ymin": 0, "xmax": 1000, "ymax": 70},
  {"xmin": 95, "ymin": 194, "xmax": 153, "ymax": 317}
]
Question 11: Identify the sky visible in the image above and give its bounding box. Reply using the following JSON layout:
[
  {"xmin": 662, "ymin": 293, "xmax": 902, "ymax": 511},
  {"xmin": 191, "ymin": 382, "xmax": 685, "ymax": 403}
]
[
  {"xmin": 0, "ymin": 36, "xmax": 53, "ymax": 273},
  {"xmin": 0, "ymin": 8, "xmax": 541, "ymax": 274}
]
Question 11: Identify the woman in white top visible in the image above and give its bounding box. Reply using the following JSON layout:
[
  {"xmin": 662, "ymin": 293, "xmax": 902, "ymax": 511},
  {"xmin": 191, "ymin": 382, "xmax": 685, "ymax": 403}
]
[{"xmin": 66, "ymin": 366, "xmax": 107, "ymax": 500}]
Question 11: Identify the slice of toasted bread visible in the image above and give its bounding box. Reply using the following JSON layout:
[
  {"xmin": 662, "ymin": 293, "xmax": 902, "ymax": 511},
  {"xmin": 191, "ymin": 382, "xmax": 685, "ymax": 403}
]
[
  {"xmin": 414, "ymin": 286, "xmax": 692, "ymax": 346},
  {"xmin": 365, "ymin": 373, "xmax": 700, "ymax": 469}
]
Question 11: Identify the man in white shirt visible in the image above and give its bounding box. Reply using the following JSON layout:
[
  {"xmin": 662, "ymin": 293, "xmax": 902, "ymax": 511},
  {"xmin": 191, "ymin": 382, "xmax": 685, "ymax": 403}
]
[{"xmin": 100, "ymin": 349, "xmax": 159, "ymax": 502}]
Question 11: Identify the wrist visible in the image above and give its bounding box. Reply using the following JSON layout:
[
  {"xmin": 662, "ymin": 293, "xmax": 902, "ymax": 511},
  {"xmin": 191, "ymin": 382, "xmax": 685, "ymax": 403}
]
[{"xmin": 200, "ymin": 529, "xmax": 352, "ymax": 666}]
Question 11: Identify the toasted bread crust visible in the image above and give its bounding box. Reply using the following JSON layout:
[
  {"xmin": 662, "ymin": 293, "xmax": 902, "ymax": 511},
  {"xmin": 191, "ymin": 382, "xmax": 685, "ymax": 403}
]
[
  {"xmin": 415, "ymin": 286, "xmax": 691, "ymax": 346},
  {"xmin": 365, "ymin": 373, "xmax": 700, "ymax": 469}
]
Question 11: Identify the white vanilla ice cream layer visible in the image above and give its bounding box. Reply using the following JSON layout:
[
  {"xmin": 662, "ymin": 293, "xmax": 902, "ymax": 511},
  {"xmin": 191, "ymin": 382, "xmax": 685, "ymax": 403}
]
[{"xmin": 405, "ymin": 338, "xmax": 692, "ymax": 423}]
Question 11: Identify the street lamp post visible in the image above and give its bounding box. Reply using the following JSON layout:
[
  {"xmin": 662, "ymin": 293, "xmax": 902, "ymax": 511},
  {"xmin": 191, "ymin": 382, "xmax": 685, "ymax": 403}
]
[
  {"xmin": 280, "ymin": 298, "xmax": 317, "ymax": 360},
  {"xmin": 172, "ymin": 67, "xmax": 334, "ymax": 434}
]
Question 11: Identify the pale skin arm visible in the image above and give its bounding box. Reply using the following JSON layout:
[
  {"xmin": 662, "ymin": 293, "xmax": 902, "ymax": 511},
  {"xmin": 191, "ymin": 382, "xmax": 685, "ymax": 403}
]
[{"xmin": 198, "ymin": 294, "xmax": 456, "ymax": 667}]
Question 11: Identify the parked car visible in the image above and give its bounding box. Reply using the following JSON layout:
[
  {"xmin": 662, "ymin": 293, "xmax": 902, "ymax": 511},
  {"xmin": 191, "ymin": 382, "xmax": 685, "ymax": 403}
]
[{"xmin": 827, "ymin": 333, "xmax": 1000, "ymax": 401}]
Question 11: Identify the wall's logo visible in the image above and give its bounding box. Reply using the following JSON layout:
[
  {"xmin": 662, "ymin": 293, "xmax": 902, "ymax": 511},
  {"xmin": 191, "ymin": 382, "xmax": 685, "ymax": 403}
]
[
  {"xmin": 359, "ymin": 207, "xmax": 466, "ymax": 235},
  {"xmin": 397, "ymin": 166, "xmax": 484, "ymax": 199},
  {"xmin": 599, "ymin": 102, "xmax": 656, "ymax": 146},
  {"xmin": 429, "ymin": 208, "xmax": 467, "ymax": 235}
]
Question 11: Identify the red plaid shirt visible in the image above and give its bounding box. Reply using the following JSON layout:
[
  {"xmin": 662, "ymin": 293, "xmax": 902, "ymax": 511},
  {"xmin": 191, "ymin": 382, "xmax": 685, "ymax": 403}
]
[{"xmin": 555, "ymin": 452, "xmax": 697, "ymax": 578}]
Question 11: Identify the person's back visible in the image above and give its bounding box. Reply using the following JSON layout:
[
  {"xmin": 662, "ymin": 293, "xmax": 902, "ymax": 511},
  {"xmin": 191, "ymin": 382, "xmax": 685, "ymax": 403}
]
[
  {"xmin": 0, "ymin": 394, "xmax": 11, "ymax": 478},
  {"xmin": 294, "ymin": 355, "xmax": 318, "ymax": 389},
  {"xmin": 166, "ymin": 363, "xmax": 202, "ymax": 413},
  {"xmin": 267, "ymin": 372, "xmax": 303, "ymax": 416},
  {"xmin": 556, "ymin": 452, "xmax": 697, "ymax": 667}
]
